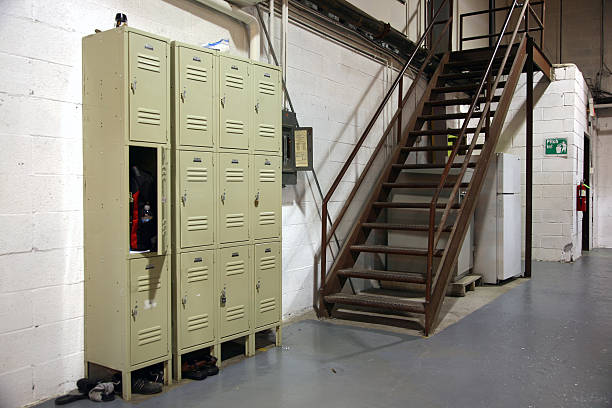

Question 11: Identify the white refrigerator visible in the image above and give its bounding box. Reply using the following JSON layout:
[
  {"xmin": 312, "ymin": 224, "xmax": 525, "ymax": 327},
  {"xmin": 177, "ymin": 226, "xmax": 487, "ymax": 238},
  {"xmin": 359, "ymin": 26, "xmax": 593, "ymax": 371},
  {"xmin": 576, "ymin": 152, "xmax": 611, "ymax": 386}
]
[{"xmin": 474, "ymin": 153, "xmax": 522, "ymax": 284}]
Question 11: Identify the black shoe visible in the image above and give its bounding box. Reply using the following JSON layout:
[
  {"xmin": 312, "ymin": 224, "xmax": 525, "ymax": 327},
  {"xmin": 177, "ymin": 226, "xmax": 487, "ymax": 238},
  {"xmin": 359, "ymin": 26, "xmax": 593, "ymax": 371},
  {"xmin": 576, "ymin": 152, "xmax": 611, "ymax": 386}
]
[
  {"xmin": 182, "ymin": 369, "xmax": 207, "ymax": 381},
  {"xmin": 204, "ymin": 365, "xmax": 219, "ymax": 376},
  {"xmin": 54, "ymin": 391, "xmax": 88, "ymax": 405},
  {"xmin": 132, "ymin": 378, "xmax": 162, "ymax": 394}
]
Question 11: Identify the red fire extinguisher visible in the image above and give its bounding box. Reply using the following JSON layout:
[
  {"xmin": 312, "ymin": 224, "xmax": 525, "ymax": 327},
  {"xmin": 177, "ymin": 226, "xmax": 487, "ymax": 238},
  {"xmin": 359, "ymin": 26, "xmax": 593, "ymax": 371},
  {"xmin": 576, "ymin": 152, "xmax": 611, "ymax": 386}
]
[{"xmin": 577, "ymin": 181, "xmax": 589, "ymax": 212}]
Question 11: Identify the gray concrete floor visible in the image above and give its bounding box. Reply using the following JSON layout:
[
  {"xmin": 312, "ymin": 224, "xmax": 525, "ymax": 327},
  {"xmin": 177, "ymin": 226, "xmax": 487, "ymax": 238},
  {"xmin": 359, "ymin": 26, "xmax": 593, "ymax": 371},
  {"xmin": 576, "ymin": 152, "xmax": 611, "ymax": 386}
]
[{"xmin": 39, "ymin": 250, "xmax": 612, "ymax": 407}]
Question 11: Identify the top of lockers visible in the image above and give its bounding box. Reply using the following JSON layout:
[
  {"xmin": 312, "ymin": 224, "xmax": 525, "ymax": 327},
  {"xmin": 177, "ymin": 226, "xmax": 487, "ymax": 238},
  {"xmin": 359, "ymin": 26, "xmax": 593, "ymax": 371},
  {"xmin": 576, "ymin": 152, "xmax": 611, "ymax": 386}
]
[{"xmin": 83, "ymin": 26, "xmax": 282, "ymax": 153}]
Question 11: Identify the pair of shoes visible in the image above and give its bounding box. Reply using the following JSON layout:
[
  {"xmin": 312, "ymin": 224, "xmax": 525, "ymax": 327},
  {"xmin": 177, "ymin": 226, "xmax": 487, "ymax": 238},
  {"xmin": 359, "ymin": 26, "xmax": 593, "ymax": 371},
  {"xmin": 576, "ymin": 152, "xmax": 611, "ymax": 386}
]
[{"xmin": 132, "ymin": 377, "xmax": 162, "ymax": 395}]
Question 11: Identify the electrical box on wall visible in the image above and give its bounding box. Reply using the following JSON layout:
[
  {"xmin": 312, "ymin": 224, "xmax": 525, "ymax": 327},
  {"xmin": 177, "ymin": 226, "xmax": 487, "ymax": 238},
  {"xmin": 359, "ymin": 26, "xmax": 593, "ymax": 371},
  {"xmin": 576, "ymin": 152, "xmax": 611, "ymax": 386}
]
[{"xmin": 282, "ymin": 110, "xmax": 313, "ymax": 186}]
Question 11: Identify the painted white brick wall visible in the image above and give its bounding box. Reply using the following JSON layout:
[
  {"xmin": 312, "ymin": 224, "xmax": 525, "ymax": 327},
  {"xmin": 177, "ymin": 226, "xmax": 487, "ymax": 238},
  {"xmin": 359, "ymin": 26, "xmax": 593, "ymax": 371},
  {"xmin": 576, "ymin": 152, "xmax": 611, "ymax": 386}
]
[
  {"xmin": 0, "ymin": 1, "xmax": 420, "ymax": 406},
  {"xmin": 498, "ymin": 64, "xmax": 594, "ymax": 262},
  {"xmin": 595, "ymin": 116, "xmax": 612, "ymax": 248}
]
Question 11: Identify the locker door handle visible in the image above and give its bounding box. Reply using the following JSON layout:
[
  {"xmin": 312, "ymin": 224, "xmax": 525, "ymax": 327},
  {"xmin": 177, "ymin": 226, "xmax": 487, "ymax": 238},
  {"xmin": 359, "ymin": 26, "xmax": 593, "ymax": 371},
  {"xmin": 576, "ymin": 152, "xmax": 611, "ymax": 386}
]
[
  {"xmin": 182, "ymin": 295, "xmax": 187, "ymax": 306},
  {"xmin": 131, "ymin": 306, "xmax": 138, "ymax": 319},
  {"xmin": 220, "ymin": 288, "xmax": 227, "ymax": 305},
  {"xmin": 221, "ymin": 96, "xmax": 226, "ymax": 107},
  {"xmin": 254, "ymin": 191, "xmax": 260, "ymax": 205},
  {"xmin": 255, "ymin": 102, "xmax": 260, "ymax": 113},
  {"xmin": 182, "ymin": 192, "xmax": 187, "ymax": 206},
  {"xmin": 181, "ymin": 89, "xmax": 187, "ymax": 102},
  {"xmin": 130, "ymin": 80, "xmax": 137, "ymax": 93},
  {"xmin": 256, "ymin": 280, "xmax": 261, "ymax": 291},
  {"xmin": 221, "ymin": 191, "xmax": 226, "ymax": 204}
]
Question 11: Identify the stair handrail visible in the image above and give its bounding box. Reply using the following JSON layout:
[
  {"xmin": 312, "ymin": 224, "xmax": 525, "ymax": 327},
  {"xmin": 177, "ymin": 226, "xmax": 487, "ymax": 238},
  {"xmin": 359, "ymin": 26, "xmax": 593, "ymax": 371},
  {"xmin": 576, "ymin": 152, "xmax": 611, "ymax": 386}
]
[
  {"xmin": 320, "ymin": 0, "xmax": 453, "ymax": 291},
  {"xmin": 426, "ymin": 0, "xmax": 531, "ymax": 303}
]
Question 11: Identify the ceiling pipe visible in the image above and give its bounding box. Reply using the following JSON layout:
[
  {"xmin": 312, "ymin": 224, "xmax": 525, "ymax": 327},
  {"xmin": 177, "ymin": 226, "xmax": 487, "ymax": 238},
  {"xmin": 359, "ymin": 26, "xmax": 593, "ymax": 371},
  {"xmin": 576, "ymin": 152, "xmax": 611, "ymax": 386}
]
[{"xmin": 193, "ymin": 0, "xmax": 260, "ymax": 60}]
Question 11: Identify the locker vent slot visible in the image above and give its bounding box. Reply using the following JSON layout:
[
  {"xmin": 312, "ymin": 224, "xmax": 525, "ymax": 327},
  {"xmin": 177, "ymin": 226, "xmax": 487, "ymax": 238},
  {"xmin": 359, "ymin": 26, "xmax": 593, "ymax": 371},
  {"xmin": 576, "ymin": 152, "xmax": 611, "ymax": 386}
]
[
  {"xmin": 136, "ymin": 108, "xmax": 161, "ymax": 126},
  {"xmin": 225, "ymin": 213, "xmax": 245, "ymax": 229},
  {"xmin": 225, "ymin": 74, "xmax": 244, "ymax": 89},
  {"xmin": 186, "ymin": 65, "xmax": 207, "ymax": 82},
  {"xmin": 258, "ymin": 124, "xmax": 275, "ymax": 138},
  {"xmin": 137, "ymin": 326, "xmax": 161, "ymax": 346},
  {"xmin": 187, "ymin": 167, "xmax": 208, "ymax": 182},
  {"xmin": 226, "ymin": 305, "xmax": 245, "ymax": 321},
  {"xmin": 225, "ymin": 260, "xmax": 245, "ymax": 276},
  {"xmin": 187, "ymin": 216, "xmax": 209, "ymax": 232},
  {"xmin": 137, "ymin": 54, "xmax": 160, "ymax": 73},
  {"xmin": 259, "ymin": 169, "xmax": 276, "ymax": 182},
  {"xmin": 259, "ymin": 255, "xmax": 276, "ymax": 270},
  {"xmin": 259, "ymin": 298, "xmax": 276, "ymax": 313},
  {"xmin": 258, "ymin": 81, "xmax": 275, "ymax": 95},
  {"xmin": 186, "ymin": 115, "xmax": 208, "ymax": 131},
  {"xmin": 187, "ymin": 314, "xmax": 209, "ymax": 331},
  {"xmin": 137, "ymin": 275, "xmax": 162, "ymax": 292},
  {"xmin": 225, "ymin": 120, "xmax": 244, "ymax": 135},
  {"xmin": 258, "ymin": 212, "xmax": 276, "ymax": 226},
  {"xmin": 225, "ymin": 168, "xmax": 244, "ymax": 182},
  {"xmin": 187, "ymin": 265, "xmax": 209, "ymax": 282}
]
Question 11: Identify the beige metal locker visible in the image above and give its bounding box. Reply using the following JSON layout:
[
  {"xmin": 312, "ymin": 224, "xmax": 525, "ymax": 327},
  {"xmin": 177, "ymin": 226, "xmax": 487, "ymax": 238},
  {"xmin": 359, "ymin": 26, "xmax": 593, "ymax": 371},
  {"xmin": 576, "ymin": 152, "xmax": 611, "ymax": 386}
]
[
  {"xmin": 252, "ymin": 155, "xmax": 281, "ymax": 240},
  {"xmin": 129, "ymin": 33, "xmax": 168, "ymax": 144},
  {"xmin": 179, "ymin": 250, "xmax": 215, "ymax": 349},
  {"xmin": 219, "ymin": 55, "xmax": 250, "ymax": 150},
  {"xmin": 83, "ymin": 27, "xmax": 172, "ymax": 400},
  {"xmin": 176, "ymin": 46, "xmax": 215, "ymax": 148},
  {"xmin": 252, "ymin": 63, "xmax": 281, "ymax": 152},
  {"xmin": 254, "ymin": 242, "xmax": 281, "ymax": 328},
  {"xmin": 218, "ymin": 152, "xmax": 250, "ymax": 243},
  {"xmin": 218, "ymin": 245, "xmax": 251, "ymax": 338},
  {"xmin": 130, "ymin": 256, "xmax": 169, "ymax": 365},
  {"xmin": 178, "ymin": 150, "xmax": 214, "ymax": 248}
]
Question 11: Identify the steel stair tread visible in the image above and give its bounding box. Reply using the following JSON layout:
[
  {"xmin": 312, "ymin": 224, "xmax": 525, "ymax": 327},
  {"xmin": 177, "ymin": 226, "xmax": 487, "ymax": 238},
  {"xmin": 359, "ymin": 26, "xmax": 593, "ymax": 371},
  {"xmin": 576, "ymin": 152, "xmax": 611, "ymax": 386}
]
[
  {"xmin": 324, "ymin": 293, "xmax": 426, "ymax": 314},
  {"xmin": 425, "ymin": 95, "xmax": 501, "ymax": 107},
  {"xmin": 337, "ymin": 268, "xmax": 427, "ymax": 283},
  {"xmin": 401, "ymin": 144, "xmax": 484, "ymax": 152},
  {"xmin": 431, "ymin": 81, "xmax": 506, "ymax": 94},
  {"xmin": 349, "ymin": 245, "xmax": 443, "ymax": 257},
  {"xmin": 419, "ymin": 112, "xmax": 496, "ymax": 121},
  {"xmin": 361, "ymin": 223, "xmax": 453, "ymax": 232},
  {"xmin": 382, "ymin": 182, "xmax": 470, "ymax": 189},
  {"xmin": 372, "ymin": 202, "xmax": 460, "ymax": 209},
  {"xmin": 409, "ymin": 127, "xmax": 488, "ymax": 136},
  {"xmin": 392, "ymin": 162, "xmax": 476, "ymax": 169},
  {"xmin": 439, "ymin": 70, "xmax": 510, "ymax": 80}
]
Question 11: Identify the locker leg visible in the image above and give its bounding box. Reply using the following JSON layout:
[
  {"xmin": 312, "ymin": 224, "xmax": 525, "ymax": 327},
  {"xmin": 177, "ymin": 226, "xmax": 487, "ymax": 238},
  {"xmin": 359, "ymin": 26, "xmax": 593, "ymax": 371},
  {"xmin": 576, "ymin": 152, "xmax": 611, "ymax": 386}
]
[
  {"xmin": 164, "ymin": 359, "xmax": 171, "ymax": 385},
  {"xmin": 84, "ymin": 361, "xmax": 89, "ymax": 378},
  {"xmin": 246, "ymin": 333, "xmax": 255, "ymax": 357},
  {"xmin": 174, "ymin": 353, "xmax": 182, "ymax": 382},
  {"xmin": 212, "ymin": 343, "xmax": 221, "ymax": 368},
  {"xmin": 121, "ymin": 370, "xmax": 132, "ymax": 401},
  {"xmin": 275, "ymin": 325, "xmax": 282, "ymax": 347}
]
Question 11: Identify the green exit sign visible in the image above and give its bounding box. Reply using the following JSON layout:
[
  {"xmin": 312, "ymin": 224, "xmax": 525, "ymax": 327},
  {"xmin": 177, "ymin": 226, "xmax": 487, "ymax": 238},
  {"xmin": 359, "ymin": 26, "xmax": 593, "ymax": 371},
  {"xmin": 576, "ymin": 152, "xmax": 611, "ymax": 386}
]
[{"xmin": 545, "ymin": 138, "xmax": 568, "ymax": 155}]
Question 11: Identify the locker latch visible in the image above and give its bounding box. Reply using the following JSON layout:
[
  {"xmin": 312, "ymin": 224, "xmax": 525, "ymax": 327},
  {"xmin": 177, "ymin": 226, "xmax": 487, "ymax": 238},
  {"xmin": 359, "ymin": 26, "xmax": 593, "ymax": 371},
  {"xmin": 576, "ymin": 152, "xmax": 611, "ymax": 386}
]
[
  {"xmin": 131, "ymin": 305, "xmax": 138, "ymax": 319},
  {"xmin": 255, "ymin": 102, "xmax": 260, "ymax": 113},
  {"xmin": 256, "ymin": 280, "xmax": 261, "ymax": 291},
  {"xmin": 181, "ymin": 295, "xmax": 187, "ymax": 306},
  {"xmin": 130, "ymin": 80, "xmax": 137, "ymax": 93},
  {"xmin": 254, "ymin": 191, "xmax": 260, "ymax": 206},
  {"xmin": 221, "ymin": 96, "xmax": 226, "ymax": 107},
  {"xmin": 221, "ymin": 191, "xmax": 226, "ymax": 204},
  {"xmin": 220, "ymin": 288, "xmax": 227, "ymax": 305},
  {"xmin": 182, "ymin": 191, "xmax": 187, "ymax": 206},
  {"xmin": 181, "ymin": 89, "xmax": 187, "ymax": 102}
]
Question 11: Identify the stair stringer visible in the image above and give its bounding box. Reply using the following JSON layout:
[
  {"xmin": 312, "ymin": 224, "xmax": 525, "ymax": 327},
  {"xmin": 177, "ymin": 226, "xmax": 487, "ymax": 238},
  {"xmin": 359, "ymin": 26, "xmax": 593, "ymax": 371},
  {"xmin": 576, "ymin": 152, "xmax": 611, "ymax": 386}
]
[
  {"xmin": 318, "ymin": 53, "xmax": 450, "ymax": 317},
  {"xmin": 424, "ymin": 37, "xmax": 528, "ymax": 335}
]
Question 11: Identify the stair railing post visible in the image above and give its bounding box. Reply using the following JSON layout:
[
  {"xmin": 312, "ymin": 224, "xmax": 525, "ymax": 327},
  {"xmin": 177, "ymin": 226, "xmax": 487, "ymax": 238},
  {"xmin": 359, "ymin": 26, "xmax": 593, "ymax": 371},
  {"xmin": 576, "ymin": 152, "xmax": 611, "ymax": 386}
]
[
  {"xmin": 321, "ymin": 204, "xmax": 327, "ymax": 302},
  {"xmin": 525, "ymin": 36, "xmax": 534, "ymax": 278},
  {"xmin": 397, "ymin": 75, "xmax": 403, "ymax": 145}
]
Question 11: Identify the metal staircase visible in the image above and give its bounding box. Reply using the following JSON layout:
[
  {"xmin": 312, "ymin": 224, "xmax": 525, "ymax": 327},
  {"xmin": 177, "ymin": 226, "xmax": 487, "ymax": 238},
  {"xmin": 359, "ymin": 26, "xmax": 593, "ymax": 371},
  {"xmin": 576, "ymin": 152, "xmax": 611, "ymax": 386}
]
[{"xmin": 317, "ymin": 0, "xmax": 551, "ymax": 335}]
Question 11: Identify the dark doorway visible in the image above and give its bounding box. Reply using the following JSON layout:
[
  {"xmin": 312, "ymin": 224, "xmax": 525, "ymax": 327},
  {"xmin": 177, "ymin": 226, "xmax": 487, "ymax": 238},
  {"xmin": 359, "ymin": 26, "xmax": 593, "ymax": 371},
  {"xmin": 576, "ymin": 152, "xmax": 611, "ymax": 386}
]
[
  {"xmin": 428, "ymin": 0, "xmax": 451, "ymax": 53},
  {"xmin": 582, "ymin": 133, "xmax": 591, "ymax": 251}
]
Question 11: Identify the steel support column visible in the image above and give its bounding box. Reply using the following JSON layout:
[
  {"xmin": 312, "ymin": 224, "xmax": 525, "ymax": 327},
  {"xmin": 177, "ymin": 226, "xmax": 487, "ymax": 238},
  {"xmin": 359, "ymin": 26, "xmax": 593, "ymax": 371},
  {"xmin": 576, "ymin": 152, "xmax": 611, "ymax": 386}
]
[{"xmin": 525, "ymin": 37, "xmax": 533, "ymax": 278}]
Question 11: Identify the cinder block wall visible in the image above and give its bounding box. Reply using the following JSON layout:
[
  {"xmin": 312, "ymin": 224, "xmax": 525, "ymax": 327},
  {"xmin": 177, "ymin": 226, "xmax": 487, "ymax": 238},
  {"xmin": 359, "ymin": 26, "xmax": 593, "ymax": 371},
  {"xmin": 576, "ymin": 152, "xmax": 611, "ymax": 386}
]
[
  {"xmin": 0, "ymin": 0, "xmax": 425, "ymax": 406},
  {"xmin": 497, "ymin": 64, "xmax": 594, "ymax": 261}
]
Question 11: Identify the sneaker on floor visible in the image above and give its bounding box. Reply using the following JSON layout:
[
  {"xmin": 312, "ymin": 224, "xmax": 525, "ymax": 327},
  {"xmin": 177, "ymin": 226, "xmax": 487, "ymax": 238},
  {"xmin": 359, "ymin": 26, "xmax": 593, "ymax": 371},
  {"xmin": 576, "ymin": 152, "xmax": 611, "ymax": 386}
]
[{"xmin": 132, "ymin": 378, "xmax": 162, "ymax": 394}]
